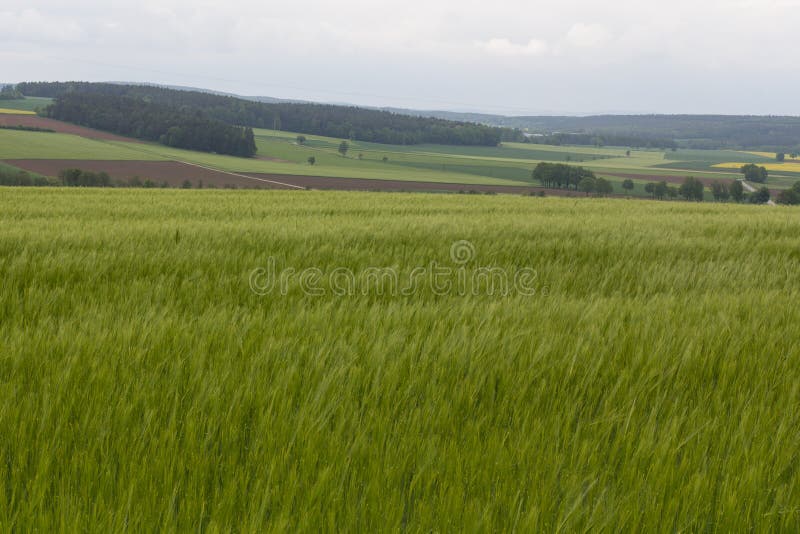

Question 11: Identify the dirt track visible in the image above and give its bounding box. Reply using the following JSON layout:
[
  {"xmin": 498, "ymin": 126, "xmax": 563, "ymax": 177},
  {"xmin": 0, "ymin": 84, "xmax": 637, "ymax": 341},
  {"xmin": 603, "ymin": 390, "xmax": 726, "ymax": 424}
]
[
  {"xmin": 0, "ymin": 114, "xmax": 141, "ymax": 143},
  {"xmin": 5, "ymin": 158, "xmax": 597, "ymax": 195}
]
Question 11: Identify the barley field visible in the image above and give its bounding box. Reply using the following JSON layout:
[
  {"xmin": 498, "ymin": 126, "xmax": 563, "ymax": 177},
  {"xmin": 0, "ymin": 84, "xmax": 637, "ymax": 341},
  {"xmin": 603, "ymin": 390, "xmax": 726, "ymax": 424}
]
[{"xmin": 1, "ymin": 188, "xmax": 799, "ymax": 531}]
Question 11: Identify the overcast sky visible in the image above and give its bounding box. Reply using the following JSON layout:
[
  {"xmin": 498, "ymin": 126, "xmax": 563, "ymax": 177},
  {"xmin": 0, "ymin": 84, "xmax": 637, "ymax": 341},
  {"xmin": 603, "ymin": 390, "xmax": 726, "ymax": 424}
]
[{"xmin": 2, "ymin": 0, "xmax": 798, "ymax": 115}]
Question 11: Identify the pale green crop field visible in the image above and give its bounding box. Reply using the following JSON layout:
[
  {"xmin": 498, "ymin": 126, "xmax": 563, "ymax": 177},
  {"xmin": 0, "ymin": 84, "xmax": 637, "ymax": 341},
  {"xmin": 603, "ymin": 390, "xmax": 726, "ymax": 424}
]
[
  {"xmin": 1, "ymin": 188, "xmax": 799, "ymax": 531},
  {"xmin": 0, "ymin": 96, "xmax": 53, "ymax": 112},
  {"xmin": 0, "ymin": 130, "xmax": 168, "ymax": 161}
]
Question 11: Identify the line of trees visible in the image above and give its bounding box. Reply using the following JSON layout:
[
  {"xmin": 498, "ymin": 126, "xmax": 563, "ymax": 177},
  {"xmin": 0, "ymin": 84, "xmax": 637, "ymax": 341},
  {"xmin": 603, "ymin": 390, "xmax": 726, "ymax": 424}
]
[
  {"xmin": 532, "ymin": 163, "xmax": 603, "ymax": 191},
  {"xmin": 44, "ymin": 93, "xmax": 257, "ymax": 157},
  {"xmin": 776, "ymin": 182, "xmax": 800, "ymax": 205},
  {"xmin": 644, "ymin": 181, "xmax": 678, "ymax": 200},
  {"xmin": 643, "ymin": 177, "xmax": 773, "ymax": 204},
  {"xmin": 529, "ymin": 132, "xmax": 677, "ymax": 150},
  {"xmin": 17, "ymin": 82, "xmax": 509, "ymax": 146},
  {"xmin": 0, "ymin": 167, "xmax": 55, "ymax": 186},
  {"xmin": 0, "ymin": 86, "xmax": 23, "ymax": 100},
  {"xmin": 3, "ymin": 167, "xmax": 227, "ymax": 189}
]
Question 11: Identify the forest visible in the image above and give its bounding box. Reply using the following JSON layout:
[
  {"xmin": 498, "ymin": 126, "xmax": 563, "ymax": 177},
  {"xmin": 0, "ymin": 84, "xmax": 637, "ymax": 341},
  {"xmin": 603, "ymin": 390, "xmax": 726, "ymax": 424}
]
[
  {"xmin": 43, "ymin": 93, "xmax": 258, "ymax": 157},
  {"xmin": 514, "ymin": 115, "xmax": 800, "ymax": 151},
  {"xmin": 17, "ymin": 82, "xmax": 508, "ymax": 146},
  {"xmin": 386, "ymin": 109, "xmax": 800, "ymax": 151},
  {"xmin": 529, "ymin": 132, "xmax": 677, "ymax": 149}
]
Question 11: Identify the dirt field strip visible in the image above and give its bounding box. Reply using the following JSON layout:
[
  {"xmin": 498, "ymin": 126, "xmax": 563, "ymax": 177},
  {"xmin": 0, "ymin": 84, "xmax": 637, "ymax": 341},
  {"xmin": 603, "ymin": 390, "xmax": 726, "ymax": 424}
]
[
  {"xmin": 0, "ymin": 113, "xmax": 142, "ymax": 142},
  {"xmin": 176, "ymin": 160, "xmax": 306, "ymax": 190}
]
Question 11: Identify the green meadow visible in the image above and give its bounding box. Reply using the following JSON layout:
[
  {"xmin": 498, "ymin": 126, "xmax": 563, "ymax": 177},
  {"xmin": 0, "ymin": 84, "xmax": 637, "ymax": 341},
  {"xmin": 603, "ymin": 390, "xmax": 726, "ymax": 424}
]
[
  {"xmin": 0, "ymin": 96, "xmax": 53, "ymax": 112},
  {"xmin": 1, "ymin": 188, "xmax": 799, "ymax": 530}
]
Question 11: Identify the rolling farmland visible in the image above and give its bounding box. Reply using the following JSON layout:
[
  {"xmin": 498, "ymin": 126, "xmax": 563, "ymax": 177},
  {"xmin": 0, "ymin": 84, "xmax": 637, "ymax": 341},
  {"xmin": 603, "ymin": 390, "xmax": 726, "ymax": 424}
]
[
  {"xmin": 2, "ymin": 188, "xmax": 799, "ymax": 530},
  {"xmin": 3, "ymin": 0, "xmax": 799, "ymax": 527},
  {"xmin": 4, "ymin": 112, "xmax": 793, "ymax": 196}
]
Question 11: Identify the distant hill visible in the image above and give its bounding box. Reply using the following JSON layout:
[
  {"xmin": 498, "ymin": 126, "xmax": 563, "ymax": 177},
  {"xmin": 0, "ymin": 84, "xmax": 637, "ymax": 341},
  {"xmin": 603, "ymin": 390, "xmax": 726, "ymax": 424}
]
[
  {"xmin": 15, "ymin": 81, "xmax": 800, "ymax": 150},
  {"xmin": 107, "ymin": 82, "xmax": 309, "ymax": 105},
  {"xmin": 382, "ymin": 109, "xmax": 800, "ymax": 151},
  {"xmin": 17, "ymin": 82, "xmax": 510, "ymax": 146}
]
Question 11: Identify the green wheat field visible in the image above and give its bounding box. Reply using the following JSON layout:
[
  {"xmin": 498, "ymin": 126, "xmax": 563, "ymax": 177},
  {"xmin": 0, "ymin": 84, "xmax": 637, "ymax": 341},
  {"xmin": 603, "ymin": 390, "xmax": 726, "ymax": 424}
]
[{"xmin": 2, "ymin": 188, "xmax": 799, "ymax": 531}]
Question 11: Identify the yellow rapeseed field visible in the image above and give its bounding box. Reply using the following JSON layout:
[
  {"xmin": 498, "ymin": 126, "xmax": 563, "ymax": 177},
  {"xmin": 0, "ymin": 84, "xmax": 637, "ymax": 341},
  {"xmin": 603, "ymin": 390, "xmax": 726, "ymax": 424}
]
[
  {"xmin": 741, "ymin": 151, "xmax": 799, "ymax": 161},
  {"xmin": 0, "ymin": 109, "xmax": 36, "ymax": 115},
  {"xmin": 714, "ymin": 161, "xmax": 800, "ymax": 173}
]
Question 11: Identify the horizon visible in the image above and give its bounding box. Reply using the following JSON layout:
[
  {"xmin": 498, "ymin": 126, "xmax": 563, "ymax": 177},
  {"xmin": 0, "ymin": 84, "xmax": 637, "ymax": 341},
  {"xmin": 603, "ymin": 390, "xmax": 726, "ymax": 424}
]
[{"xmin": 5, "ymin": 80, "xmax": 800, "ymax": 119}]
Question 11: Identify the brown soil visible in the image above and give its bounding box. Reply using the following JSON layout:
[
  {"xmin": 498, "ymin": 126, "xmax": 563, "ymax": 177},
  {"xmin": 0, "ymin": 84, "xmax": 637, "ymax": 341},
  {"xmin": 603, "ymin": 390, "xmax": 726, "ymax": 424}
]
[
  {"xmin": 244, "ymin": 173, "xmax": 573, "ymax": 195},
  {"xmin": 0, "ymin": 114, "xmax": 142, "ymax": 143}
]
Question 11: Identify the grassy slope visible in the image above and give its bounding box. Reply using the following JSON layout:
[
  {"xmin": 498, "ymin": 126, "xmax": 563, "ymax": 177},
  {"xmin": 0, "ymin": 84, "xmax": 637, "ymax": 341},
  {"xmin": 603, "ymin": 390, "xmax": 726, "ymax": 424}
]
[
  {"xmin": 0, "ymin": 130, "xmax": 169, "ymax": 160},
  {"xmin": 0, "ymin": 96, "xmax": 52, "ymax": 112},
  {"xmin": 1, "ymin": 189, "xmax": 799, "ymax": 530}
]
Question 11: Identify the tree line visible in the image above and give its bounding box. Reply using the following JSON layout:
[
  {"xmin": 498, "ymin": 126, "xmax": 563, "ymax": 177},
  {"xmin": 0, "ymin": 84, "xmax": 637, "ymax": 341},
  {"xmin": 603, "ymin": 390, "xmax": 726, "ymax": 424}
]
[
  {"xmin": 507, "ymin": 115, "xmax": 800, "ymax": 152},
  {"xmin": 641, "ymin": 177, "xmax": 772, "ymax": 204},
  {"xmin": 0, "ymin": 86, "xmax": 23, "ymax": 100},
  {"xmin": 532, "ymin": 163, "xmax": 613, "ymax": 195},
  {"xmin": 16, "ymin": 82, "xmax": 508, "ymax": 146},
  {"xmin": 44, "ymin": 93, "xmax": 257, "ymax": 157},
  {"xmin": 528, "ymin": 132, "xmax": 677, "ymax": 150},
  {"xmin": 0, "ymin": 167, "xmax": 238, "ymax": 189}
]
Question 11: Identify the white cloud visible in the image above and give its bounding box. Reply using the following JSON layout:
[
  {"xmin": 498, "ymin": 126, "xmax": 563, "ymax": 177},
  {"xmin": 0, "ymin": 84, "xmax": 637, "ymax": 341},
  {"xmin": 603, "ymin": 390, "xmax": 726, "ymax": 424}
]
[
  {"xmin": 477, "ymin": 38, "xmax": 549, "ymax": 57},
  {"xmin": 564, "ymin": 23, "xmax": 612, "ymax": 48},
  {"xmin": 0, "ymin": 8, "xmax": 84, "ymax": 43}
]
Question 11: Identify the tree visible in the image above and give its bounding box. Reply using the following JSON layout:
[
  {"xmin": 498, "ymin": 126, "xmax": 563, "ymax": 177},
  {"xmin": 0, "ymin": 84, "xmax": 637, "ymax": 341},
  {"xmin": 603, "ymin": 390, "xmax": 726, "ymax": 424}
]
[
  {"xmin": 644, "ymin": 182, "xmax": 656, "ymax": 198},
  {"xmin": 679, "ymin": 176, "xmax": 704, "ymax": 201},
  {"xmin": 667, "ymin": 186, "xmax": 678, "ymax": 199},
  {"xmin": 578, "ymin": 176, "xmax": 596, "ymax": 195},
  {"xmin": 654, "ymin": 181, "xmax": 669, "ymax": 200},
  {"xmin": 625, "ymin": 150, "xmax": 631, "ymax": 157},
  {"xmin": 0, "ymin": 85, "xmax": 23, "ymax": 100},
  {"xmin": 776, "ymin": 153, "xmax": 785, "ymax": 162},
  {"xmin": 776, "ymin": 188, "xmax": 800, "ymax": 205},
  {"xmin": 595, "ymin": 177, "xmax": 613, "ymax": 196},
  {"xmin": 382, "ymin": 156, "xmax": 389, "ymax": 163},
  {"xmin": 740, "ymin": 163, "xmax": 768, "ymax": 183},
  {"xmin": 622, "ymin": 179, "xmax": 634, "ymax": 194},
  {"xmin": 296, "ymin": 135, "xmax": 306, "ymax": 145},
  {"xmin": 730, "ymin": 180, "xmax": 745, "ymax": 203},
  {"xmin": 749, "ymin": 187, "xmax": 771, "ymax": 204},
  {"xmin": 181, "ymin": 180, "xmax": 192, "ymax": 189},
  {"xmin": 711, "ymin": 181, "xmax": 729, "ymax": 202},
  {"xmin": 338, "ymin": 141, "xmax": 349, "ymax": 157},
  {"xmin": 307, "ymin": 156, "xmax": 316, "ymax": 165}
]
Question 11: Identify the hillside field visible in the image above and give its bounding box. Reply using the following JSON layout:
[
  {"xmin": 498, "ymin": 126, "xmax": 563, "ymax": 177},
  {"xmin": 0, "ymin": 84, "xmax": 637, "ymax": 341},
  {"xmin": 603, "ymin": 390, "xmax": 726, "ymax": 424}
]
[
  {"xmin": 8, "ymin": 113, "xmax": 800, "ymax": 194},
  {"xmin": 0, "ymin": 96, "xmax": 52, "ymax": 112},
  {"xmin": 1, "ymin": 188, "xmax": 799, "ymax": 530}
]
